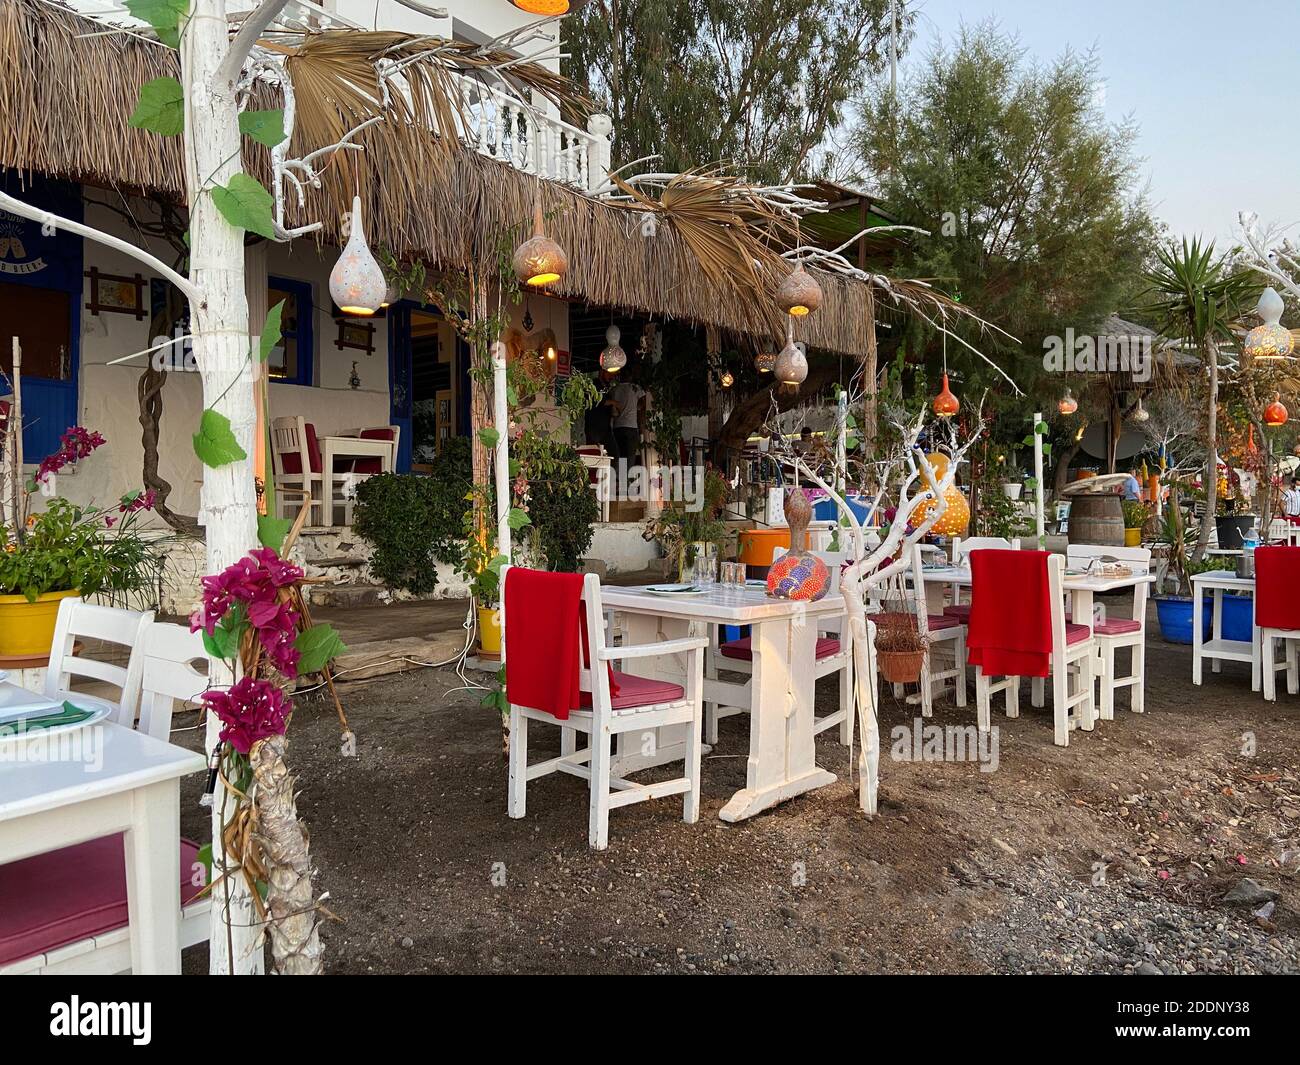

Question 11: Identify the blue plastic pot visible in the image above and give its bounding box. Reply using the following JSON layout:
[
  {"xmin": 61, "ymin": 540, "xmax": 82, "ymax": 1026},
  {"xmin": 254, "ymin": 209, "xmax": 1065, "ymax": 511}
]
[
  {"xmin": 1218, "ymin": 593, "xmax": 1255, "ymax": 642},
  {"xmin": 1154, "ymin": 596, "xmax": 1212, "ymax": 644}
]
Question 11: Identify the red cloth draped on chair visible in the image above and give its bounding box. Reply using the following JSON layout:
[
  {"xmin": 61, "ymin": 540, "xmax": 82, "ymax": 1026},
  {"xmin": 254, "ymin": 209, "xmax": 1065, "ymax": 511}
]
[
  {"xmin": 505, "ymin": 568, "xmax": 585, "ymax": 720},
  {"xmin": 1254, "ymin": 546, "xmax": 1300, "ymax": 630},
  {"xmin": 966, "ymin": 549, "xmax": 1054, "ymax": 677}
]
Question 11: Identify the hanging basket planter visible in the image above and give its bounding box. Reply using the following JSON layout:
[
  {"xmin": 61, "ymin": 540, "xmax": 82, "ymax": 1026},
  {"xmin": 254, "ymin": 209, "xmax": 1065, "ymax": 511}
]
[{"xmin": 878, "ymin": 648, "xmax": 927, "ymax": 684}]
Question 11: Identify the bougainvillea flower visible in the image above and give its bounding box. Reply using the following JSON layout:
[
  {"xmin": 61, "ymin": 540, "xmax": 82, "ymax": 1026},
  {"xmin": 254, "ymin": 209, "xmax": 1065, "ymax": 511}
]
[
  {"xmin": 201, "ymin": 676, "xmax": 291, "ymax": 754},
  {"xmin": 190, "ymin": 549, "xmax": 304, "ymax": 677},
  {"xmin": 35, "ymin": 426, "xmax": 107, "ymax": 484}
]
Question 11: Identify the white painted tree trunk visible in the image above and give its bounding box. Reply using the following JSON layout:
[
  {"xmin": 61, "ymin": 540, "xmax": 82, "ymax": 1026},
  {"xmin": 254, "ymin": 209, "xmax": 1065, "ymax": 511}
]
[{"xmin": 184, "ymin": 0, "xmax": 264, "ymax": 975}]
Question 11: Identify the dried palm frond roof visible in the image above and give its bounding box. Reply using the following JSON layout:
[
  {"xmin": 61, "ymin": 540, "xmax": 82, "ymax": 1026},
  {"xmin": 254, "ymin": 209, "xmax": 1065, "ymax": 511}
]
[{"xmin": 0, "ymin": 0, "xmax": 880, "ymax": 355}]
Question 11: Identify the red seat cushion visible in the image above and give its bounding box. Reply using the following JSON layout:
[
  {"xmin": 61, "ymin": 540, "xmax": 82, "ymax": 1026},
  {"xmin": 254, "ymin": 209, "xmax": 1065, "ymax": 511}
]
[
  {"xmin": 280, "ymin": 422, "xmax": 321, "ymax": 475},
  {"xmin": 578, "ymin": 670, "xmax": 684, "ymax": 710},
  {"xmin": 943, "ymin": 603, "xmax": 972, "ymax": 620},
  {"xmin": 353, "ymin": 427, "xmax": 394, "ymax": 475},
  {"xmin": 0, "ymin": 836, "xmax": 203, "ymax": 967},
  {"xmin": 928, "ymin": 613, "xmax": 962, "ymax": 631},
  {"xmin": 719, "ymin": 636, "xmax": 841, "ymax": 661},
  {"xmin": 1065, "ymin": 622, "xmax": 1092, "ymax": 645},
  {"xmin": 1094, "ymin": 618, "xmax": 1141, "ymax": 636}
]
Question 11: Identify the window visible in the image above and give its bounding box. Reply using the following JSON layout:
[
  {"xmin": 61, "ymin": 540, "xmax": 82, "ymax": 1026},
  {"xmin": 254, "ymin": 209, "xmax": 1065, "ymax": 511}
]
[{"xmin": 267, "ymin": 277, "xmax": 313, "ymax": 385}]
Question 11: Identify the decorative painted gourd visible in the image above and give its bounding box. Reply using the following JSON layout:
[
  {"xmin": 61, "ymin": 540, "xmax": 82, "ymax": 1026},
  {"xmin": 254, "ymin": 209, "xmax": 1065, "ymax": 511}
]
[
  {"xmin": 766, "ymin": 488, "xmax": 831, "ymax": 601},
  {"xmin": 914, "ymin": 452, "xmax": 970, "ymax": 536}
]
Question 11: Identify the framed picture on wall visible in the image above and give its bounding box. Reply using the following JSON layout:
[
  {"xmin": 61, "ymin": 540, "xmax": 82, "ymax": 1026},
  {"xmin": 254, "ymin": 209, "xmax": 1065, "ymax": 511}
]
[{"xmin": 85, "ymin": 268, "xmax": 147, "ymax": 319}]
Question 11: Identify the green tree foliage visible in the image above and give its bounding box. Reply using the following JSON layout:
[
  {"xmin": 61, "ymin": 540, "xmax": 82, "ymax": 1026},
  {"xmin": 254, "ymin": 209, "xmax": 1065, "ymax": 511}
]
[
  {"xmin": 564, "ymin": 0, "xmax": 906, "ymax": 181},
  {"xmin": 855, "ymin": 23, "xmax": 1158, "ymax": 385}
]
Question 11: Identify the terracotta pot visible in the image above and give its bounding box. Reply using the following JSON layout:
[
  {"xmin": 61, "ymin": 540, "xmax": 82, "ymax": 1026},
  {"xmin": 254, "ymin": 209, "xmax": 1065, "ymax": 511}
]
[
  {"xmin": 0, "ymin": 589, "xmax": 79, "ymax": 658},
  {"xmin": 878, "ymin": 648, "xmax": 926, "ymax": 683}
]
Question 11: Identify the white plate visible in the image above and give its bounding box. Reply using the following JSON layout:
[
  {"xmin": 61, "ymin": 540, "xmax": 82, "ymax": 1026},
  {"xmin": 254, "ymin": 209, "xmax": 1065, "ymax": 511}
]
[
  {"xmin": 0, "ymin": 702, "xmax": 111, "ymax": 743},
  {"xmin": 645, "ymin": 584, "xmax": 708, "ymax": 597}
]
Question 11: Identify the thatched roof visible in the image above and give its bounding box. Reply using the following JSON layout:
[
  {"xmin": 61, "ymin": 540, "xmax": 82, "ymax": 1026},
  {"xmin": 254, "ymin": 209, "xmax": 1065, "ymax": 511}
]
[{"xmin": 0, "ymin": 0, "xmax": 876, "ymax": 356}]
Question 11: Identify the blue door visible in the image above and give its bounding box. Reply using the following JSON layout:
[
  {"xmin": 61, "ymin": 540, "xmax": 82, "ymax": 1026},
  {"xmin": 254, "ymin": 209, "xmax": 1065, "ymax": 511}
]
[
  {"xmin": 0, "ymin": 172, "xmax": 82, "ymax": 462},
  {"xmin": 387, "ymin": 301, "xmax": 414, "ymax": 472}
]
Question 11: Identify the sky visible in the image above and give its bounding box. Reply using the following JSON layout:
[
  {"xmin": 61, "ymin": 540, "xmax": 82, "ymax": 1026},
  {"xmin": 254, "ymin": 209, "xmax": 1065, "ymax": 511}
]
[{"xmin": 906, "ymin": 0, "xmax": 1299, "ymax": 245}]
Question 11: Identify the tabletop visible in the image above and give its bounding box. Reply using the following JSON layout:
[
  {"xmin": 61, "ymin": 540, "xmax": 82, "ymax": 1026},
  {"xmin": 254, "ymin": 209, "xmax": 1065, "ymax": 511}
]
[
  {"xmin": 0, "ymin": 715, "xmax": 205, "ymax": 823},
  {"xmin": 322, "ymin": 437, "xmax": 393, "ymax": 456},
  {"xmin": 602, "ymin": 583, "xmax": 845, "ymax": 623},
  {"xmin": 921, "ymin": 565, "xmax": 1157, "ymax": 593},
  {"xmin": 1191, "ymin": 571, "xmax": 1255, "ymax": 589}
]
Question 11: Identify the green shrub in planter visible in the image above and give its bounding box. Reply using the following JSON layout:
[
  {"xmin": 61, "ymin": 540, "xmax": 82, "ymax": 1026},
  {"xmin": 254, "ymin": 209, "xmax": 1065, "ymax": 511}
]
[
  {"xmin": 521, "ymin": 440, "xmax": 599, "ymax": 572},
  {"xmin": 353, "ymin": 438, "xmax": 471, "ymax": 595}
]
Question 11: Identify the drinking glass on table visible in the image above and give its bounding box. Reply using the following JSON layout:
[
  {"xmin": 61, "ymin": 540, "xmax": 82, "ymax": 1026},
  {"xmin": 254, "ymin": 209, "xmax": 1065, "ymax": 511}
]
[{"xmin": 694, "ymin": 555, "xmax": 718, "ymax": 586}]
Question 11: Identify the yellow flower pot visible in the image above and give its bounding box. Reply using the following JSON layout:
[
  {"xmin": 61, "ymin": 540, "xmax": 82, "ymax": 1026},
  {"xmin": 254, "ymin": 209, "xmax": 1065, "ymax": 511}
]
[
  {"xmin": 1124, "ymin": 528, "xmax": 1142, "ymax": 547},
  {"xmin": 477, "ymin": 604, "xmax": 502, "ymax": 659},
  {"xmin": 0, "ymin": 589, "xmax": 79, "ymax": 658}
]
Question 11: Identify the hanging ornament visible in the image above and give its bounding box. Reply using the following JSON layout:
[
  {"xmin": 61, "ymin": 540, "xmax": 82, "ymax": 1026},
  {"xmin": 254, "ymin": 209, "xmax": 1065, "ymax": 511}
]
[
  {"xmin": 754, "ymin": 349, "xmax": 777, "ymax": 374},
  {"xmin": 1130, "ymin": 396, "xmax": 1149, "ymax": 422},
  {"xmin": 1264, "ymin": 392, "xmax": 1289, "ymax": 427},
  {"xmin": 599, "ymin": 322, "xmax": 627, "ymax": 372},
  {"xmin": 513, "ymin": 194, "xmax": 567, "ymax": 288},
  {"xmin": 380, "ymin": 277, "xmax": 401, "ymax": 308},
  {"xmin": 766, "ymin": 489, "xmax": 831, "ymax": 601},
  {"xmin": 509, "ymin": 0, "xmax": 588, "ymax": 15},
  {"xmin": 1245, "ymin": 287, "xmax": 1295, "ymax": 362},
  {"xmin": 522, "ymin": 301, "xmax": 534, "ymax": 332},
  {"xmin": 329, "ymin": 196, "xmax": 386, "ymax": 316},
  {"xmin": 775, "ymin": 261, "xmax": 823, "ymax": 317},
  {"xmin": 349, "ymin": 361, "xmax": 361, "ymax": 390},
  {"xmin": 1057, "ymin": 388, "xmax": 1079, "ymax": 416},
  {"xmin": 773, "ymin": 319, "xmax": 808, "ymax": 384},
  {"xmin": 720, "ymin": 370, "xmax": 734, "ymax": 388},
  {"xmin": 932, "ymin": 372, "xmax": 959, "ymax": 418}
]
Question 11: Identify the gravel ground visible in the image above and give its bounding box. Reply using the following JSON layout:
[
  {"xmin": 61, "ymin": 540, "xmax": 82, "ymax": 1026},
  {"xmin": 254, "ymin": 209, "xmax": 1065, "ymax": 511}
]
[{"xmin": 176, "ymin": 598, "xmax": 1300, "ymax": 974}]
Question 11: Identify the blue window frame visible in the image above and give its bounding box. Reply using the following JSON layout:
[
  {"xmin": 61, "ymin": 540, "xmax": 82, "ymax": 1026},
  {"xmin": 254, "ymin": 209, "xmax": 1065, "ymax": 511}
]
[{"xmin": 267, "ymin": 276, "xmax": 313, "ymax": 386}]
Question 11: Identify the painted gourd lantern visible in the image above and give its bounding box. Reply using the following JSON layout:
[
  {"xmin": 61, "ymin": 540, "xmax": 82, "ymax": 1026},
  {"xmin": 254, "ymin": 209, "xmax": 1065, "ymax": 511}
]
[
  {"xmin": 914, "ymin": 452, "xmax": 970, "ymax": 536},
  {"xmin": 766, "ymin": 488, "xmax": 831, "ymax": 601}
]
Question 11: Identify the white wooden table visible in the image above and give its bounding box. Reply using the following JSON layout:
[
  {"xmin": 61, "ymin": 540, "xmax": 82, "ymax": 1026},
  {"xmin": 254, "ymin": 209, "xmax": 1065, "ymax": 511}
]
[
  {"xmin": 600, "ymin": 584, "xmax": 845, "ymax": 823},
  {"xmin": 0, "ymin": 698, "xmax": 205, "ymax": 974},
  {"xmin": 321, "ymin": 436, "xmax": 395, "ymax": 526},
  {"xmin": 1191, "ymin": 571, "xmax": 1259, "ymax": 689},
  {"xmin": 920, "ymin": 564, "xmax": 1156, "ymax": 622}
]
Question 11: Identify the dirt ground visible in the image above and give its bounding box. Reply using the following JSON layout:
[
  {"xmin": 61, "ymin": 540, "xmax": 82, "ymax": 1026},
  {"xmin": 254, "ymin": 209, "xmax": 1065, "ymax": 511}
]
[{"xmin": 176, "ymin": 598, "xmax": 1300, "ymax": 975}]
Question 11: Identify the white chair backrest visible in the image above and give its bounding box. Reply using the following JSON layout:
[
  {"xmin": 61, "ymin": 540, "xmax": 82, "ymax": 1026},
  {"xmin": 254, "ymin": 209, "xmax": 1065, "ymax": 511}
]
[
  {"xmin": 1066, "ymin": 543, "xmax": 1151, "ymax": 573},
  {"xmin": 952, "ymin": 536, "xmax": 1021, "ymax": 563},
  {"xmin": 44, "ymin": 597, "xmax": 153, "ymax": 727},
  {"xmin": 270, "ymin": 415, "xmax": 312, "ymax": 480},
  {"xmin": 138, "ymin": 622, "xmax": 209, "ymax": 741},
  {"xmin": 1045, "ymin": 553, "xmax": 1070, "ymax": 654}
]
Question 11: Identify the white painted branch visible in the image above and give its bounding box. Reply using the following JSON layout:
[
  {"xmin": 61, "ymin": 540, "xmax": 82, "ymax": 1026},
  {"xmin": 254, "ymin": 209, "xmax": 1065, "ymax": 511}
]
[
  {"xmin": 0, "ymin": 190, "xmax": 199, "ymax": 302},
  {"xmin": 216, "ymin": 0, "xmax": 293, "ymax": 88}
]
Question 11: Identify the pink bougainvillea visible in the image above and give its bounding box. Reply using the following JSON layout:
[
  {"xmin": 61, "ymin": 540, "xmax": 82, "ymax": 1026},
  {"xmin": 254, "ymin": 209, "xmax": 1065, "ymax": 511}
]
[
  {"xmin": 201, "ymin": 676, "xmax": 291, "ymax": 754},
  {"xmin": 191, "ymin": 548, "xmax": 304, "ymax": 677},
  {"xmin": 35, "ymin": 426, "xmax": 106, "ymax": 484}
]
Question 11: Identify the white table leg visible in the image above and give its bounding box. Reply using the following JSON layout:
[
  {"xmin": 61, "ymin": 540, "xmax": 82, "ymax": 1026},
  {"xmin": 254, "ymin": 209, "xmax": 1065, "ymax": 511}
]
[
  {"xmin": 124, "ymin": 779, "xmax": 182, "ymax": 974},
  {"xmin": 1252, "ymin": 621, "xmax": 1262, "ymax": 692},
  {"xmin": 1211, "ymin": 589, "xmax": 1223, "ymax": 673},
  {"xmin": 719, "ymin": 614, "xmax": 836, "ymax": 822},
  {"xmin": 1192, "ymin": 581, "xmax": 1204, "ymax": 685},
  {"xmin": 611, "ymin": 613, "xmax": 697, "ymax": 773},
  {"xmin": 322, "ymin": 441, "xmax": 337, "ymax": 527}
]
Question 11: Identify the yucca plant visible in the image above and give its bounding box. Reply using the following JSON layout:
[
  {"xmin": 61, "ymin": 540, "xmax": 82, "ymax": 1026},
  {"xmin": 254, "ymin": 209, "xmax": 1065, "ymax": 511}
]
[{"xmin": 1141, "ymin": 238, "xmax": 1258, "ymax": 562}]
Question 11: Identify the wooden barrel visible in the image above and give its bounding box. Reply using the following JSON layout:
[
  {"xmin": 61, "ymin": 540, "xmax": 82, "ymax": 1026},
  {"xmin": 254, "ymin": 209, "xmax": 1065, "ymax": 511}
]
[{"xmin": 1068, "ymin": 494, "xmax": 1124, "ymax": 546}]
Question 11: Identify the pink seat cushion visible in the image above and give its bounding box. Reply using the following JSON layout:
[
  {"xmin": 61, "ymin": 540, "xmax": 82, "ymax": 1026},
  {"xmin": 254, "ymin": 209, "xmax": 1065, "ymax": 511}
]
[
  {"xmin": 0, "ymin": 835, "xmax": 203, "ymax": 967},
  {"xmin": 1065, "ymin": 622, "xmax": 1092, "ymax": 645},
  {"xmin": 280, "ymin": 422, "xmax": 321, "ymax": 475},
  {"xmin": 1094, "ymin": 618, "xmax": 1141, "ymax": 636},
  {"xmin": 578, "ymin": 670, "xmax": 685, "ymax": 710},
  {"xmin": 927, "ymin": 613, "xmax": 962, "ymax": 631},
  {"xmin": 351, "ymin": 427, "xmax": 395, "ymax": 475},
  {"xmin": 943, "ymin": 603, "xmax": 972, "ymax": 620},
  {"xmin": 719, "ymin": 636, "xmax": 842, "ymax": 661}
]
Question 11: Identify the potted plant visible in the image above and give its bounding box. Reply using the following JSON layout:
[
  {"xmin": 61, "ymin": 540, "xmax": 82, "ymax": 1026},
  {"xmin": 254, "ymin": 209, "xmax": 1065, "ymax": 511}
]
[
  {"xmin": 463, "ymin": 527, "xmax": 505, "ymax": 660},
  {"xmin": 1001, "ymin": 462, "xmax": 1025, "ymax": 500},
  {"xmin": 873, "ymin": 611, "xmax": 930, "ymax": 683},
  {"xmin": 0, "ymin": 426, "xmax": 166, "ymax": 657},
  {"xmin": 1121, "ymin": 499, "xmax": 1150, "ymax": 547},
  {"xmin": 643, "ymin": 467, "xmax": 732, "ymax": 580}
]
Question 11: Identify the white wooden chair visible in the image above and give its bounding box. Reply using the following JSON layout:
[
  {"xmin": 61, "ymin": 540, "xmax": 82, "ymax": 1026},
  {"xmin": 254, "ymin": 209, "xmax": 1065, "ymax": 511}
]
[
  {"xmin": 972, "ymin": 552, "xmax": 1096, "ymax": 746},
  {"xmin": 908, "ymin": 545, "xmax": 966, "ymax": 716},
  {"xmin": 43, "ymin": 597, "xmax": 153, "ymax": 729},
  {"xmin": 707, "ymin": 548, "xmax": 855, "ymax": 745},
  {"xmin": 503, "ymin": 566, "xmax": 708, "ymax": 850},
  {"xmin": 1067, "ymin": 544, "xmax": 1151, "ymax": 719},
  {"xmin": 945, "ymin": 536, "xmax": 1021, "ymax": 619},
  {"xmin": 270, "ymin": 416, "xmax": 354, "ymax": 523},
  {"xmin": 1254, "ymin": 546, "xmax": 1300, "ymax": 701},
  {"xmin": 0, "ymin": 622, "xmax": 211, "ymax": 974},
  {"xmin": 577, "ymin": 445, "xmax": 612, "ymax": 521}
]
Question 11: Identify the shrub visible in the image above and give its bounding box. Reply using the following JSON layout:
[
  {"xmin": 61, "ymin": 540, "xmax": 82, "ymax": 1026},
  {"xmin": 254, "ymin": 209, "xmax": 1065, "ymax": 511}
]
[
  {"xmin": 520, "ymin": 440, "xmax": 598, "ymax": 572},
  {"xmin": 353, "ymin": 438, "xmax": 471, "ymax": 595}
]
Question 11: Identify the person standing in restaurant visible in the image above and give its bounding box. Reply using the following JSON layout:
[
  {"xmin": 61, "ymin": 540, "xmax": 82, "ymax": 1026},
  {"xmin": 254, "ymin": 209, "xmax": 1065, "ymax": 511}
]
[{"xmin": 609, "ymin": 372, "xmax": 646, "ymax": 473}]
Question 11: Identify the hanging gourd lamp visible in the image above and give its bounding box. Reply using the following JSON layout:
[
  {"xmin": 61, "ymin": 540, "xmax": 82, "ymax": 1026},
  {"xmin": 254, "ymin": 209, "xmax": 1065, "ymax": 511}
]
[
  {"xmin": 330, "ymin": 196, "xmax": 387, "ymax": 316},
  {"xmin": 932, "ymin": 372, "xmax": 959, "ymax": 418},
  {"xmin": 774, "ymin": 319, "xmax": 808, "ymax": 385},
  {"xmin": 776, "ymin": 262, "xmax": 823, "ymax": 317},
  {"xmin": 1130, "ymin": 396, "xmax": 1149, "ymax": 422},
  {"xmin": 1264, "ymin": 392, "xmax": 1289, "ymax": 427},
  {"xmin": 720, "ymin": 370, "xmax": 735, "ymax": 388},
  {"xmin": 754, "ymin": 349, "xmax": 777, "ymax": 374},
  {"xmin": 599, "ymin": 323, "xmax": 627, "ymax": 372},
  {"xmin": 513, "ymin": 194, "xmax": 567, "ymax": 288},
  {"xmin": 1058, "ymin": 388, "xmax": 1079, "ymax": 416},
  {"xmin": 1245, "ymin": 287, "xmax": 1295, "ymax": 362},
  {"xmin": 509, "ymin": 0, "xmax": 587, "ymax": 14}
]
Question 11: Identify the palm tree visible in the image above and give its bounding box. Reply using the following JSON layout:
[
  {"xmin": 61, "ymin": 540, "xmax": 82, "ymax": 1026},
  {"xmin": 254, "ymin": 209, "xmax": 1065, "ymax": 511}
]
[{"xmin": 1142, "ymin": 238, "xmax": 1257, "ymax": 562}]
